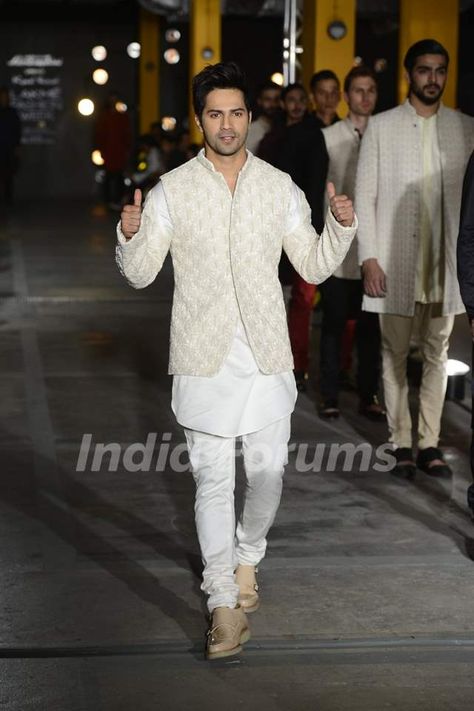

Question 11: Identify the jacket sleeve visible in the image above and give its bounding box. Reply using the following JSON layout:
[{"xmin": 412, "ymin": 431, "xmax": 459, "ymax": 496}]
[
  {"xmin": 457, "ymin": 150, "xmax": 474, "ymax": 319},
  {"xmin": 282, "ymin": 183, "xmax": 357, "ymax": 285},
  {"xmin": 115, "ymin": 184, "xmax": 173, "ymax": 289},
  {"xmin": 355, "ymin": 118, "xmax": 379, "ymax": 264}
]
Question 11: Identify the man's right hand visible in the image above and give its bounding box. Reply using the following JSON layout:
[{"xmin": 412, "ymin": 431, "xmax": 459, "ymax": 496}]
[
  {"xmin": 362, "ymin": 258, "xmax": 387, "ymax": 297},
  {"xmin": 121, "ymin": 189, "xmax": 142, "ymax": 240}
]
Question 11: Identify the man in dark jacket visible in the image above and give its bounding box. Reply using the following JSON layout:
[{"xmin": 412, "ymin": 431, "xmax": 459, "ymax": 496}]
[{"xmin": 457, "ymin": 150, "xmax": 474, "ymax": 516}]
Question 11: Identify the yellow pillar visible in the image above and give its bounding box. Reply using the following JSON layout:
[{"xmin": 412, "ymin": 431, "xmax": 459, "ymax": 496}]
[
  {"xmin": 139, "ymin": 8, "xmax": 160, "ymax": 134},
  {"xmin": 189, "ymin": 0, "xmax": 221, "ymax": 143},
  {"xmin": 302, "ymin": 0, "xmax": 356, "ymax": 113},
  {"xmin": 399, "ymin": 0, "xmax": 459, "ymax": 108}
]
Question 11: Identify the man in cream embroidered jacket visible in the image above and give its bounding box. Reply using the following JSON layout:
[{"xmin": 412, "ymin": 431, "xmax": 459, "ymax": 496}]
[
  {"xmin": 116, "ymin": 149, "xmax": 357, "ymax": 376},
  {"xmin": 116, "ymin": 62, "xmax": 357, "ymax": 661}
]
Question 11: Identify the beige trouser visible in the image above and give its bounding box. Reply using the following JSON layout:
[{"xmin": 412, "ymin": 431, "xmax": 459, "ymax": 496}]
[{"xmin": 379, "ymin": 303, "xmax": 454, "ymax": 450}]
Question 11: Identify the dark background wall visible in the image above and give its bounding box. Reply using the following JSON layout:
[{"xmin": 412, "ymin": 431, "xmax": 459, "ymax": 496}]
[
  {"xmin": 1, "ymin": 0, "xmax": 473, "ymax": 200},
  {"xmin": 1, "ymin": 5, "xmax": 139, "ymax": 198}
]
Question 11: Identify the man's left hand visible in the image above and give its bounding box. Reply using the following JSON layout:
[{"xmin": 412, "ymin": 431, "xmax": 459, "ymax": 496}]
[{"xmin": 327, "ymin": 181, "xmax": 354, "ymax": 227}]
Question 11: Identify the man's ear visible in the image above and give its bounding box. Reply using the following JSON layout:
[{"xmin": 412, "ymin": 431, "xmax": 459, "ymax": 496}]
[
  {"xmin": 194, "ymin": 114, "xmax": 203, "ymax": 133},
  {"xmin": 343, "ymin": 91, "xmax": 349, "ymax": 105}
]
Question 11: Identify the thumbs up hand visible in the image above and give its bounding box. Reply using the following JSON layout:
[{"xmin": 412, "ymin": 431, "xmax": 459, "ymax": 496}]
[
  {"xmin": 327, "ymin": 181, "xmax": 354, "ymax": 227},
  {"xmin": 121, "ymin": 188, "xmax": 143, "ymax": 240}
]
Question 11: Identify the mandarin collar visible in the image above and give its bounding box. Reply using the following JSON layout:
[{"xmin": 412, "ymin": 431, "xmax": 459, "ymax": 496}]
[
  {"xmin": 196, "ymin": 148, "xmax": 253, "ymax": 175},
  {"xmin": 402, "ymin": 98, "xmax": 445, "ymax": 119}
]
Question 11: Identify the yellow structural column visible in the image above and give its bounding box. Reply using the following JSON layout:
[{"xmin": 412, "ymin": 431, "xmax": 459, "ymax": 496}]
[
  {"xmin": 302, "ymin": 0, "xmax": 356, "ymax": 106},
  {"xmin": 189, "ymin": 0, "xmax": 221, "ymax": 143},
  {"xmin": 139, "ymin": 8, "xmax": 160, "ymax": 134},
  {"xmin": 399, "ymin": 0, "xmax": 459, "ymax": 108}
]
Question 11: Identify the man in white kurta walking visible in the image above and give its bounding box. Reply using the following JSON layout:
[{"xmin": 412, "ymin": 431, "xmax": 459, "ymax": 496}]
[
  {"xmin": 116, "ymin": 62, "xmax": 356, "ymax": 660},
  {"xmin": 356, "ymin": 39, "xmax": 474, "ymax": 479}
]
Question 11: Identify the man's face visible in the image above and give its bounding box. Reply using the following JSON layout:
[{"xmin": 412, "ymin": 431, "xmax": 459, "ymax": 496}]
[
  {"xmin": 408, "ymin": 53, "xmax": 448, "ymax": 106},
  {"xmin": 196, "ymin": 88, "xmax": 250, "ymax": 158},
  {"xmin": 283, "ymin": 88, "xmax": 307, "ymax": 123},
  {"xmin": 312, "ymin": 79, "xmax": 340, "ymax": 114},
  {"xmin": 258, "ymin": 88, "xmax": 281, "ymax": 118},
  {"xmin": 345, "ymin": 76, "xmax": 377, "ymax": 117}
]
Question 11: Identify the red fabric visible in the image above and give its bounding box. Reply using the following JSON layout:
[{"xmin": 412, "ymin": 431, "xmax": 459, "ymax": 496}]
[
  {"xmin": 95, "ymin": 110, "xmax": 132, "ymax": 172},
  {"xmin": 288, "ymin": 274, "xmax": 316, "ymax": 371}
]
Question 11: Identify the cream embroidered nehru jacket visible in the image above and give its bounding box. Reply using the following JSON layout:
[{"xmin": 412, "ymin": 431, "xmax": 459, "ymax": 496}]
[{"xmin": 116, "ymin": 150, "xmax": 357, "ymax": 376}]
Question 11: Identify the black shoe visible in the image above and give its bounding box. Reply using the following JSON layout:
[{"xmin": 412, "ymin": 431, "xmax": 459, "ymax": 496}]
[
  {"xmin": 359, "ymin": 396, "xmax": 386, "ymax": 422},
  {"xmin": 416, "ymin": 447, "xmax": 452, "ymax": 477},
  {"xmin": 319, "ymin": 399, "xmax": 339, "ymax": 419},
  {"xmin": 294, "ymin": 370, "xmax": 308, "ymax": 393},
  {"xmin": 467, "ymin": 485, "xmax": 474, "ymax": 520},
  {"xmin": 392, "ymin": 447, "xmax": 416, "ymax": 479}
]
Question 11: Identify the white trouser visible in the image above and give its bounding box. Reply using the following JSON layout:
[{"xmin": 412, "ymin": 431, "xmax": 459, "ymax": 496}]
[
  {"xmin": 379, "ymin": 303, "xmax": 455, "ymax": 450},
  {"xmin": 184, "ymin": 416, "xmax": 291, "ymax": 613}
]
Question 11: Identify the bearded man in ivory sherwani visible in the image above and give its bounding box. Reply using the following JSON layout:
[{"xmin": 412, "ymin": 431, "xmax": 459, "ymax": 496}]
[
  {"xmin": 356, "ymin": 39, "xmax": 474, "ymax": 480},
  {"xmin": 116, "ymin": 62, "xmax": 356, "ymax": 660}
]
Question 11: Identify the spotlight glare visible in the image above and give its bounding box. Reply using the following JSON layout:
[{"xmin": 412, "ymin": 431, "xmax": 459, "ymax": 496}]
[
  {"xmin": 92, "ymin": 68, "xmax": 109, "ymax": 85},
  {"xmin": 115, "ymin": 101, "xmax": 127, "ymax": 113},
  {"xmin": 165, "ymin": 29, "xmax": 181, "ymax": 43},
  {"xmin": 92, "ymin": 150, "xmax": 104, "ymax": 166},
  {"xmin": 446, "ymin": 359, "xmax": 470, "ymax": 377},
  {"xmin": 78, "ymin": 98, "xmax": 95, "ymax": 116},
  {"xmin": 127, "ymin": 42, "xmax": 141, "ymax": 59},
  {"xmin": 271, "ymin": 72, "xmax": 284, "ymax": 86},
  {"xmin": 161, "ymin": 116, "xmax": 177, "ymax": 132},
  {"xmin": 92, "ymin": 45, "xmax": 107, "ymax": 61},
  {"xmin": 164, "ymin": 48, "xmax": 180, "ymax": 64}
]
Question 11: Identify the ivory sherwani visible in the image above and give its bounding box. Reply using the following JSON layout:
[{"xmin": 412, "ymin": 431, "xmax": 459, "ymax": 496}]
[
  {"xmin": 355, "ymin": 100, "xmax": 474, "ymax": 316},
  {"xmin": 116, "ymin": 150, "xmax": 357, "ymax": 376}
]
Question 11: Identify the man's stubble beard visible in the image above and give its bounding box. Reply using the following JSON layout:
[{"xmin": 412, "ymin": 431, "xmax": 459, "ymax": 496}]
[{"xmin": 410, "ymin": 82, "xmax": 444, "ymax": 106}]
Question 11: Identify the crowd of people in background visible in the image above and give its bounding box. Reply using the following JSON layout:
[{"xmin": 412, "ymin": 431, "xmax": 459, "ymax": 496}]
[{"xmin": 93, "ymin": 40, "xmax": 474, "ymax": 503}]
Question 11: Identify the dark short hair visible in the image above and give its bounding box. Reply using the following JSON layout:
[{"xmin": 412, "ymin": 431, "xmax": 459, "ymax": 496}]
[
  {"xmin": 192, "ymin": 61, "xmax": 251, "ymax": 119},
  {"xmin": 310, "ymin": 69, "xmax": 340, "ymax": 92},
  {"xmin": 404, "ymin": 39, "xmax": 449, "ymax": 73},
  {"xmin": 256, "ymin": 80, "xmax": 281, "ymax": 98},
  {"xmin": 281, "ymin": 82, "xmax": 307, "ymax": 102},
  {"xmin": 343, "ymin": 66, "xmax": 377, "ymax": 94}
]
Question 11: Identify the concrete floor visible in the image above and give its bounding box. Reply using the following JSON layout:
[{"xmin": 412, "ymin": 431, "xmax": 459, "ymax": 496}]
[{"xmin": 1, "ymin": 200, "xmax": 474, "ymax": 710}]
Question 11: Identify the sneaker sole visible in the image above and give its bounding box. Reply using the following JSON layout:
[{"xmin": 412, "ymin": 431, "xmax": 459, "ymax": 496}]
[{"xmin": 207, "ymin": 628, "xmax": 251, "ymax": 660}]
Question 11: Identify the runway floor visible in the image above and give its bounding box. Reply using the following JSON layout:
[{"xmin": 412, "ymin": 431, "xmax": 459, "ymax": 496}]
[{"xmin": 0, "ymin": 200, "xmax": 474, "ymax": 710}]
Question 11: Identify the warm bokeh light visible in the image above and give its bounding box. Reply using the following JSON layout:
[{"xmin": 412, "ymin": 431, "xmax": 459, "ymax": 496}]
[
  {"xmin": 92, "ymin": 68, "xmax": 109, "ymax": 85},
  {"xmin": 161, "ymin": 116, "xmax": 177, "ymax": 132},
  {"xmin": 165, "ymin": 28, "xmax": 181, "ymax": 43},
  {"xmin": 92, "ymin": 45, "xmax": 107, "ymax": 61},
  {"xmin": 127, "ymin": 42, "xmax": 141, "ymax": 59},
  {"xmin": 91, "ymin": 150, "xmax": 104, "ymax": 166},
  {"xmin": 115, "ymin": 101, "xmax": 128, "ymax": 113},
  {"xmin": 78, "ymin": 98, "xmax": 95, "ymax": 116},
  {"xmin": 164, "ymin": 48, "xmax": 180, "ymax": 65},
  {"xmin": 271, "ymin": 72, "xmax": 284, "ymax": 86}
]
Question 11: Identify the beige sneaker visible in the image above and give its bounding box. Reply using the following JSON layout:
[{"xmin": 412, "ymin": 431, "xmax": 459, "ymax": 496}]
[
  {"xmin": 235, "ymin": 564, "xmax": 260, "ymax": 613},
  {"xmin": 206, "ymin": 605, "xmax": 250, "ymax": 660}
]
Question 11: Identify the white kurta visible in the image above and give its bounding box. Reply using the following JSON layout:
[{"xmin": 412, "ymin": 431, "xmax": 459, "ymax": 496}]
[
  {"xmin": 150, "ymin": 181, "xmax": 299, "ymax": 437},
  {"xmin": 415, "ymin": 113, "xmax": 444, "ymax": 304}
]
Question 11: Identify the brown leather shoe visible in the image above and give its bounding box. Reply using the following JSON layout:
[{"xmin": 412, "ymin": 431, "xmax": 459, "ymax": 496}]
[
  {"xmin": 206, "ymin": 605, "xmax": 250, "ymax": 660},
  {"xmin": 235, "ymin": 564, "xmax": 260, "ymax": 613}
]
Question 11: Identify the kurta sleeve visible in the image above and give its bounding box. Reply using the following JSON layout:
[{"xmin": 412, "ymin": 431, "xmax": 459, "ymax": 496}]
[
  {"xmin": 282, "ymin": 182, "xmax": 357, "ymax": 285},
  {"xmin": 355, "ymin": 118, "xmax": 379, "ymax": 264},
  {"xmin": 115, "ymin": 182, "xmax": 173, "ymax": 289},
  {"xmin": 457, "ymin": 150, "xmax": 474, "ymax": 319}
]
